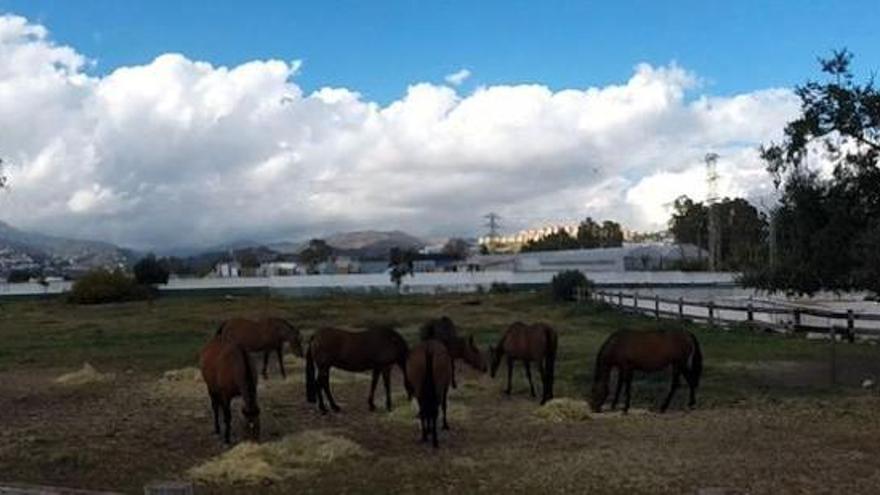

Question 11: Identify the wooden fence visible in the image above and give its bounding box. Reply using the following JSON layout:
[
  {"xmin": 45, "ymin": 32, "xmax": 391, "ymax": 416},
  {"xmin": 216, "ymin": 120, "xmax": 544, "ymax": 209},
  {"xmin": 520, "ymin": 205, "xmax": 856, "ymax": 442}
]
[{"xmin": 577, "ymin": 289, "xmax": 880, "ymax": 341}]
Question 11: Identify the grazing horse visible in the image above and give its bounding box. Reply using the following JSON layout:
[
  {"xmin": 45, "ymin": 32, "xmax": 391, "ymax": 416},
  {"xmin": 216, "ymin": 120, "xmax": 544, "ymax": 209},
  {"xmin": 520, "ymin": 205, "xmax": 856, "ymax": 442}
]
[
  {"xmin": 420, "ymin": 316, "xmax": 487, "ymax": 387},
  {"xmin": 590, "ymin": 328, "xmax": 703, "ymax": 413},
  {"xmin": 406, "ymin": 340, "xmax": 453, "ymax": 448},
  {"xmin": 199, "ymin": 333, "xmax": 261, "ymax": 444},
  {"xmin": 217, "ymin": 317, "xmax": 303, "ymax": 379},
  {"xmin": 305, "ymin": 325, "xmax": 410, "ymax": 414},
  {"xmin": 489, "ymin": 321, "xmax": 558, "ymax": 404}
]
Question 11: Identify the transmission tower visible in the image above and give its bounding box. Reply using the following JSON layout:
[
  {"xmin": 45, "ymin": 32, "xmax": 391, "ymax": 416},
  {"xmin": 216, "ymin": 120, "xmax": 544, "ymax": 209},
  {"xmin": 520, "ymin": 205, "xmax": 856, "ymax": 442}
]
[
  {"xmin": 484, "ymin": 212, "xmax": 501, "ymax": 253},
  {"xmin": 705, "ymin": 153, "xmax": 721, "ymax": 271}
]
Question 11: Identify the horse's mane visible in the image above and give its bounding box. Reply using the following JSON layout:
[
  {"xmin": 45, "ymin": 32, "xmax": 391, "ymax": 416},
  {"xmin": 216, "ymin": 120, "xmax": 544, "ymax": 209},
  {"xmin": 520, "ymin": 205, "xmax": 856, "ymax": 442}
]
[{"xmin": 237, "ymin": 344, "xmax": 258, "ymax": 406}]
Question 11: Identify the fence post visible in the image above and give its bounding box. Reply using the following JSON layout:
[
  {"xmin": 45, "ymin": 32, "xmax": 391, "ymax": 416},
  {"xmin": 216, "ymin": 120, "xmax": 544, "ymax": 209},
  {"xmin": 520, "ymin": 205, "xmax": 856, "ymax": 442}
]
[
  {"xmin": 793, "ymin": 309, "xmax": 801, "ymax": 332},
  {"xmin": 678, "ymin": 297, "xmax": 684, "ymax": 320},
  {"xmin": 633, "ymin": 293, "xmax": 639, "ymax": 312},
  {"xmin": 847, "ymin": 309, "xmax": 855, "ymax": 343},
  {"xmin": 747, "ymin": 303, "xmax": 754, "ymax": 322},
  {"xmin": 654, "ymin": 295, "xmax": 660, "ymax": 319},
  {"xmin": 618, "ymin": 292, "xmax": 623, "ymax": 308},
  {"xmin": 708, "ymin": 301, "xmax": 715, "ymax": 327}
]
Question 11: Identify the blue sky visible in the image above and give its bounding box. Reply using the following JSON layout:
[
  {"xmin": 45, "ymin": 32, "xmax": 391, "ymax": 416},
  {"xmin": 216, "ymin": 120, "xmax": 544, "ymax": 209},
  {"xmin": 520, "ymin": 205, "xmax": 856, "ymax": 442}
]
[{"xmin": 2, "ymin": 0, "xmax": 878, "ymax": 103}]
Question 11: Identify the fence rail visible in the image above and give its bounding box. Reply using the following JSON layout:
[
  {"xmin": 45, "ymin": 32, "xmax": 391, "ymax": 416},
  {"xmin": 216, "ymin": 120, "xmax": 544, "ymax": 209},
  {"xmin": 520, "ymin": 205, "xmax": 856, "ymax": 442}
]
[{"xmin": 582, "ymin": 289, "xmax": 880, "ymax": 340}]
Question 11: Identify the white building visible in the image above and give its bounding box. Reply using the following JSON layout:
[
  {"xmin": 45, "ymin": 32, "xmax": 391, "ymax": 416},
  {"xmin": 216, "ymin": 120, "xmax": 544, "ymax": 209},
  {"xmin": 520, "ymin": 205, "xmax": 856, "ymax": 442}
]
[
  {"xmin": 258, "ymin": 261, "xmax": 300, "ymax": 277},
  {"xmin": 213, "ymin": 261, "xmax": 241, "ymax": 278}
]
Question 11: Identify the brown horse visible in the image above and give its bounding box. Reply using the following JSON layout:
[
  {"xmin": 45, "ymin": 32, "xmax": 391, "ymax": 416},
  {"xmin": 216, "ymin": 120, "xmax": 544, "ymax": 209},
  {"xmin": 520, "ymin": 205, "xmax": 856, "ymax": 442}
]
[
  {"xmin": 305, "ymin": 325, "xmax": 410, "ymax": 414},
  {"xmin": 420, "ymin": 316, "xmax": 487, "ymax": 387},
  {"xmin": 199, "ymin": 331, "xmax": 261, "ymax": 444},
  {"xmin": 489, "ymin": 321, "xmax": 558, "ymax": 404},
  {"xmin": 406, "ymin": 340, "xmax": 453, "ymax": 448},
  {"xmin": 217, "ymin": 317, "xmax": 303, "ymax": 379},
  {"xmin": 590, "ymin": 328, "xmax": 703, "ymax": 413}
]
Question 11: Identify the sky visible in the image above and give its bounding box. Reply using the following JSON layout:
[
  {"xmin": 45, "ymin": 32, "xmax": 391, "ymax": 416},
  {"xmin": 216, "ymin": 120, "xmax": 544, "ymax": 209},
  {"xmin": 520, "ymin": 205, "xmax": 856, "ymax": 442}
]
[{"xmin": 0, "ymin": 1, "xmax": 877, "ymax": 250}]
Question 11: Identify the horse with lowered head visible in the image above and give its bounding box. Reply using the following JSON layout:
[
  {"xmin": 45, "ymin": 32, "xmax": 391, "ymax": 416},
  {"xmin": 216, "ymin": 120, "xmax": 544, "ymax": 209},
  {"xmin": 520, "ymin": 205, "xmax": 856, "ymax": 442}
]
[
  {"xmin": 305, "ymin": 324, "xmax": 410, "ymax": 414},
  {"xmin": 406, "ymin": 340, "xmax": 453, "ymax": 448},
  {"xmin": 199, "ymin": 332, "xmax": 261, "ymax": 444},
  {"xmin": 590, "ymin": 328, "xmax": 702, "ymax": 414},
  {"xmin": 419, "ymin": 316, "xmax": 487, "ymax": 387},
  {"xmin": 489, "ymin": 321, "xmax": 558, "ymax": 404},
  {"xmin": 217, "ymin": 317, "xmax": 303, "ymax": 379}
]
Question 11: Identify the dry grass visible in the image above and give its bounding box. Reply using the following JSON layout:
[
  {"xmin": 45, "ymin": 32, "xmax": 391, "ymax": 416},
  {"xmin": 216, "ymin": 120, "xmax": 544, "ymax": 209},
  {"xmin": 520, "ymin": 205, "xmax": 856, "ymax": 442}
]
[
  {"xmin": 532, "ymin": 398, "xmax": 592, "ymax": 423},
  {"xmin": 53, "ymin": 363, "xmax": 115, "ymax": 386},
  {"xmin": 187, "ymin": 430, "xmax": 368, "ymax": 485}
]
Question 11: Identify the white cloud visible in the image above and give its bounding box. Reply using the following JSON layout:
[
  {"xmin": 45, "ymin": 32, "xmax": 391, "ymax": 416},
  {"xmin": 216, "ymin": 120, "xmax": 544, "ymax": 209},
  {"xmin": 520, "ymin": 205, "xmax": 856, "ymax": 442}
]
[
  {"xmin": 444, "ymin": 68, "xmax": 471, "ymax": 86},
  {"xmin": 0, "ymin": 14, "xmax": 801, "ymax": 250}
]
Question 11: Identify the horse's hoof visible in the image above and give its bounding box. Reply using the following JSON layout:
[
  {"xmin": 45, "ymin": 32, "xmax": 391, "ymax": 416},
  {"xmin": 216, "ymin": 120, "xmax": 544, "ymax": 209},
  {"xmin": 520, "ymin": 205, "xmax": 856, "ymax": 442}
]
[
  {"xmin": 368, "ymin": 403, "xmax": 375, "ymax": 412},
  {"xmin": 331, "ymin": 405, "xmax": 341, "ymax": 413},
  {"xmin": 442, "ymin": 424, "xmax": 450, "ymax": 431}
]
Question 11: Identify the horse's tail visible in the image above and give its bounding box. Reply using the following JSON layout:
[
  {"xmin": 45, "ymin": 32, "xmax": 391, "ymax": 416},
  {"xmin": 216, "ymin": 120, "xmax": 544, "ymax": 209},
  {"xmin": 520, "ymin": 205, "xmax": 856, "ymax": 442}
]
[
  {"xmin": 422, "ymin": 347, "xmax": 439, "ymax": 421},
  {"xmin": 305, "ymin": 340, "xmax": 317, "ymax": 403},
  {"xmin": 688, "ymin": 332, "xmax": 703, "ymax": 388},
  {"xmin": 543, "ymin": 326, "xmax": 558, "ymax": 400},
  {"xmin": 593, "ymin": 332, "xmax": 616, "ymax": 382},
  {"xmin": 214, "ymin": 321, "xmax": 227, "ymax": 337}
]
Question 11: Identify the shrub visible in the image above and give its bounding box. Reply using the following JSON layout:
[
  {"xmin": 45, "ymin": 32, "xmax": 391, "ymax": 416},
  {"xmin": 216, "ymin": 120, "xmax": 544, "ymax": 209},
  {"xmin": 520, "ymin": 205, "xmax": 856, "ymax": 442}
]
[
  {"xmin": 6, "ymin": 269, "xmax": 35, "ymax": 283},
  {"xmin": 489, "ymin": 282, "xmax": 512, "ymax": 294},
  {"xmin": 68, "ymin": 268, "xmax": 151, "ymax": 304},
  {"xmin": 550, "ymin": 270, "xmax": 592, "ymax": 302}
]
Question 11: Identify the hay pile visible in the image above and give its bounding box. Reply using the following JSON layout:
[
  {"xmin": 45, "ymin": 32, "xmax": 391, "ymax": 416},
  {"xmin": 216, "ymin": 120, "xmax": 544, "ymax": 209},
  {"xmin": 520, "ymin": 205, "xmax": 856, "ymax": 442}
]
[
  {"xmin": 188, "ymin": 430, "xmax": 368, "ymax": 485},
  {"xmin": 54, "ymin": 363, "xmax": 115, "ymax": 386},
  {"xmin": 532, "ymin": 398, "xmax": 592, "ymax": 423},
  {"xmin": 162, "ymin": 367, "xmax": 203, "ymax": 382},
  {"xmin": 152, "ymin": 367, "xmax": 204, "ymax": 398}
]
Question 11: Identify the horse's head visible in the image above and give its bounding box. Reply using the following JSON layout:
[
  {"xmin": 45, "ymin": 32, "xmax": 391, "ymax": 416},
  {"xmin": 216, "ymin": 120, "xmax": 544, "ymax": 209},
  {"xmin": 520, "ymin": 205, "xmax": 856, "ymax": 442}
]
[
  {"xmin": 589, "ymin": 379, "xmax": 607, "ymax": 413},
  {"xmin": 284, "ymin": 327, "xmax": 304, "ymax": 358},
  {"xmin": 461, "ymin": 335, "xmax": 487, "ymax": 373},
  {"xmin": 488, "ymin": 345, "xmax": 503, "ymax": 377},
  {"xmin": 241, "ymin": 405, "xmax": 261, "ymax": 441}
]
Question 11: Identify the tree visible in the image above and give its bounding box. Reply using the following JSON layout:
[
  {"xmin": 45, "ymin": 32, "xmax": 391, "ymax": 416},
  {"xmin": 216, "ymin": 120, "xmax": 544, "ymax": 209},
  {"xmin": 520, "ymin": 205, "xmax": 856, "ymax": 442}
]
[
  {"xmin": 0, "ymin": 157, "xmax": 7, "ymax": 190},
  {"xmin": 746, "ymin": 50, "xmax": 880, "ymax": 295},
  {"xmin": 669, "ymin": 195, "xmax": 768, "ymax": 271},
  {"xmin": 133, "ymin": 253, "xmax": 170, "ymax": 285},
  {"xmin": 521, "ymin": 228, "xmax": 580, "ymax": 252},
  {"xmin": 441, "ymin": 238, "xmax": 470, "ymax": 259},
  {"xmin": 6, "ymin": 269, "xmax": 34, "ymax": 283},
  {"xmin": 388, "ymin": 247, "xmax": 416, "ymax": 292},
  {"xmin": 299, "ymin": 239, "xmax": 333, "ymax": 274}
]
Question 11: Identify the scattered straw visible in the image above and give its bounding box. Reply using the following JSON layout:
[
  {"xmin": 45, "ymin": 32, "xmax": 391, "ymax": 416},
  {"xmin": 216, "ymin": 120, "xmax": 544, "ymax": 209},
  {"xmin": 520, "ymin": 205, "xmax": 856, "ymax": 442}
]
[
  {"xmin": 162, "ymin": 367, "xmax": 202, "ymax": 382},
  {"xmin": 152, "ymin": 367, "xmax": 204, "ymax": 399},
  {"xmin": 384, "ymin": 395, "xmax": 471, "ymax": 424},
  {"xmin": 54, "ymin": 363, "xmax": 115, "ymax": 386},
  {"xmin": 532, "ymin": 398, "xmax": 592, "ymax": 423},
  {"xmin": 188, "ymin": 430, "xmax": 368, "ymax": 485}
]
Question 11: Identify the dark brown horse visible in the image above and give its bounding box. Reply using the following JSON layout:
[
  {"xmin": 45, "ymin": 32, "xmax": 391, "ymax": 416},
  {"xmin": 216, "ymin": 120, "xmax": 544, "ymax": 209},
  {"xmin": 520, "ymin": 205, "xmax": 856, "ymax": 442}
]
[
  {"xmin": 406, "ymin": 340, "xmax": 453, "ymax": 448},
  {"xmin": 590, "ymin": 328, "xmax": 703, "ymax": 413},
  {"xmin": 217, "ymin": 317, "xmax": 303, "ymax": 379},
  {"xmin": 420, "ymin": 316, "xmax": 487, "ymax": 387},
  {"xmin": 305, "ymin": 325, "xmax": 410, "ymax": 414},
  {"xmin": 199, "ymin": 331, "xmax": 261, "ymax": 444},
  {"xmin": 489, "ymin": 321, "xmax": 558, "ymax": 404}
]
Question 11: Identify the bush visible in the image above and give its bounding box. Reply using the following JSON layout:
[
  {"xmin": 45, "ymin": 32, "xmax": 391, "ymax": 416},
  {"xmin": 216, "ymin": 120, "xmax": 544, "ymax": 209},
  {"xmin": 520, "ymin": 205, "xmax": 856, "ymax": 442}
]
[
  {"xmin": 68, "ymin": 268, "xmax": 151, "ymax": 304},
  {"xmin": 6, "ymin": 269, "xmax": 35, "ymax": 283},
  {"xmin": 489, "ymin": 282, "xmax": 512, "ymax": 294},
  {"xmin": 133, "ymin": 254, "xmax": 170, "ymax": 285},
  {"xmin": 550, "ymin": 270, "xmax": 592, "ymax": 302}
]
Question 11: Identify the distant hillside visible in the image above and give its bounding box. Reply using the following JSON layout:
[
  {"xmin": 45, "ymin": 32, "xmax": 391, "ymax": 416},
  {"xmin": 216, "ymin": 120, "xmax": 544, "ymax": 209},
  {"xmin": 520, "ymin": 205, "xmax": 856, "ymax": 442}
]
[
  {"xmin": 0, "ymin": 221, "xmax": 137, "ymax": 273},
  {"xmin": 323, "ymin": 230, "xmax": 425, "ymax": 259}
]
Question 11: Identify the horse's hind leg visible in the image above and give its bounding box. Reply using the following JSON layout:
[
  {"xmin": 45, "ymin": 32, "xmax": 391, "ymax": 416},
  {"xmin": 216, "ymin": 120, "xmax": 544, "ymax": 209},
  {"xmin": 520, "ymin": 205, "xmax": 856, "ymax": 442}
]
[
  {"xmin": 277, "ymin": 347, "xmax": 286, "ymax": 379},
  {"xmin": 321, "ymin": 369, "xmax": 341, "ymax": 412},
  {"xmin": 660, "ymin": 367, "xmax": 681, "ymax": 413},
  {"xmin": 505, "ymin": 357, "xmax": 514, "ymax": 395},
  {"xmin": 537, "ymin": 361, "xmax": 548, "ymax": 404},
  {"xmin": 221, "ymin": 401, "xmax": 232, "ymax": 444},
  {"xmin": 368, "ymin": 369, "xmax": 380, "ymax": 411},
  {"xmin": 315, "ymin": 366, "xmax": 330, "ymax": 414},
  {"xmin": 431, "ymin": 411, "xmax": 439, "ymax": 448},
  {"xmin": 441, "ymin": 389, "xmax": 450, "ymax": 430},
  {"xmin": 524, "ymin": 361, "xmax": 536, "ymax": 397},
  {"xmin": 683, "ymin": 369, "xmax": 698, "ymax": 409},
  {"xmin": 210, "ymin": 394, "xmax": 221, "ymax": 434},
  {"xmin": 262, "ymin": 352, "xmax": 270, "ymax": 380},
  {"xmin": 610, "ymin": 368, "xmax": 624, "ymax": 410},
  {"xmin": 622, "ymin": 370, "xmax": 634, "ymax": 414},
  {"xmin": 382, "ymin": 368, "xmax": 392, "ymax": 411},
  {"xmin": 450, "ymin": 358, "xmax": 457, "ymax": 389}
]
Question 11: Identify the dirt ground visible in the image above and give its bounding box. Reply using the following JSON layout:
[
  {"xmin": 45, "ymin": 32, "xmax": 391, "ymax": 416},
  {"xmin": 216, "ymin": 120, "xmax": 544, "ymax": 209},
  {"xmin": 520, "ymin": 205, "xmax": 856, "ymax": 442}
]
[{"xmin": 3, "ymin": 294, "xmax": 880, "ymax": 494}]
